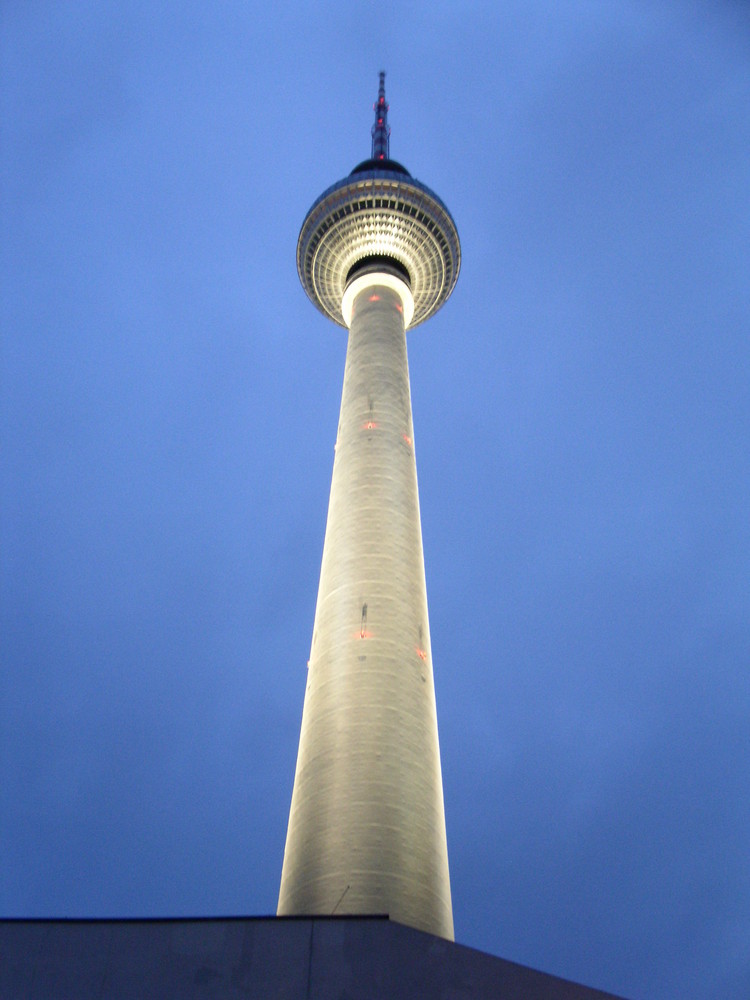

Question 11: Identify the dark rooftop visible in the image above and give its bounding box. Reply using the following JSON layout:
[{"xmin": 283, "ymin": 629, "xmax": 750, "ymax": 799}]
[{"xmin": 0, "ymin": 915, "xmax": 628, "ymax": 999}]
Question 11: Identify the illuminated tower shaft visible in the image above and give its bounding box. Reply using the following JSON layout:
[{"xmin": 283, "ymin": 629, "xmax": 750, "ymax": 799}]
[
  {"xmin": 279, "ymin": 74, "xmax": 460, "ymax": 941},
  {"xmin": 278, "ymin": 270, "xmax": 452, "ymax": 937}
]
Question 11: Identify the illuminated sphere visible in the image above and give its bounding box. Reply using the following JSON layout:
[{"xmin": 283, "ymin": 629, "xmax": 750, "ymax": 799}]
[{"xmin": 297, "ymin": 159, "xmax": 461, "ymax": 329}]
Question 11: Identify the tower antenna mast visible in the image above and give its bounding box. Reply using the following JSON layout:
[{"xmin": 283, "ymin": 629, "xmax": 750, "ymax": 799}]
[{"xmin": 371, "ymin": 70, "xmax": 390, "ymax": 160}]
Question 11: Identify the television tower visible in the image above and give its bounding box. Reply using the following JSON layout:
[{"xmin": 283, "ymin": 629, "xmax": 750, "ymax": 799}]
[{"xmin": 278, "ymin": 73, "xmax": 460, "ymax": 941}]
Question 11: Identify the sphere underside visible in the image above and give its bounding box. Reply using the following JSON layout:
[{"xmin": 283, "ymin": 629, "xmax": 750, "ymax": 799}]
[{"xmin": 298, "ymin": 170, "xmax": 460, "ymax": 329}]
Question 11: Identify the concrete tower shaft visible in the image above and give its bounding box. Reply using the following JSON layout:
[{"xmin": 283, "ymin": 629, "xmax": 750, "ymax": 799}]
[
  {"xmin": 278, "ymin": 272, "xmax": 453, "ymax": 939},
  {"xmin": 279, "ymin": 76, "xmax": 459, "ymax": 941}
]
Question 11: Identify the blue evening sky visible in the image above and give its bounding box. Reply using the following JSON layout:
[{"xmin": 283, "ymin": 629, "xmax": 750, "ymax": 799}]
[{"xmin": 2, "ymin": 3, "xmax": 749, "ymax": 998}]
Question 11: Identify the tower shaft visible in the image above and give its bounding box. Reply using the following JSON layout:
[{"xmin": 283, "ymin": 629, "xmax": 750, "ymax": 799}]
[{"xmin": 278, "ymin": 272, "xmax": 453, "ymax": 940}]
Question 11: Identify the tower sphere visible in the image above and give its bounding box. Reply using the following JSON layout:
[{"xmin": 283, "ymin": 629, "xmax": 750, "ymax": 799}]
[{"xmin": 297, "ymin": 89, "xmax": 460, "ymax": 329}]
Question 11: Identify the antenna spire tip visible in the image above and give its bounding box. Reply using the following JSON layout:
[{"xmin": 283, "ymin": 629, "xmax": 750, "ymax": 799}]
[{"xmin": 371, "ymin": 70, "xmax": 390, "ymax": 160}]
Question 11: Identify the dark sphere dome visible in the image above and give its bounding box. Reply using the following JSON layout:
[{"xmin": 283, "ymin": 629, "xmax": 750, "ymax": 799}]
[{"xmin": 350, "ymin": 157, "xmax": 411, "ymax": 177}]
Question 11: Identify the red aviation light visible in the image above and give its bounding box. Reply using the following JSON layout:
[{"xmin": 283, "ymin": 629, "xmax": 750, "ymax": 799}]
[
  {"xmin": 416, "ymin": 647, "xmax": 428, "ymax": 661},
  {"xmin": 379, "ymin": 154, "xmax": 384, "ymax": 159},
  {"xmin": 362, "ymin": 420, "xmax": 378, "ymax": 430},
  {"xmin": 395, "ymin": 303, "xmax": 403, "ymax": 313},
  {"xmin": 369, "ymin": 294, "xmax": 381, "ymax": 301},
  {"xmin": 402, "ymin": 434, "xmax": 412, "ymax": 446},
  {"xmin": 358, "ymin": 629, "xmax": 373, "ymax": 640}
]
